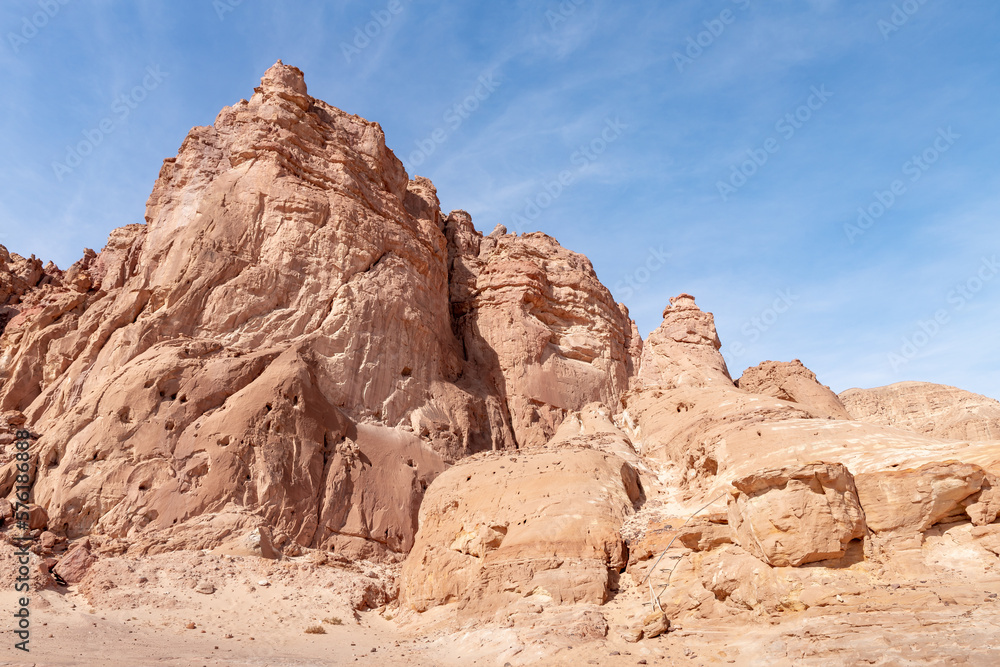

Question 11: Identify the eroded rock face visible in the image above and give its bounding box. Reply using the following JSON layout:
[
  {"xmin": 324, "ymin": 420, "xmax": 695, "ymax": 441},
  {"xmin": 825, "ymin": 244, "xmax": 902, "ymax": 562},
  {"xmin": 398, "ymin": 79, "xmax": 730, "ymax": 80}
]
[
  {"xmin": 547, "ymin": 402, "xmax": 645, "ymax": 471},
  {"xmin": 400, "ymin": 447, "xmax": 641, "ymax": 619},
  {"xmin": 5, "ymin": 60, "xmax": 1000, "ymax": 662},
  {"xmin": 966, "ymin": 473, "xmax": 1000, "ymax": 526},
  {"xmin": 0, "ymin": 62, "xmax": 648, "ymax": 561},
  {"xmin": 0, "ymin": 247, "xmax": 66, "ymax": 332},
  {"xmin": 840, "ymin": 381, "xmax": 1000, "ymax": 441},
  {"xmin": 737, "ymin": 360, "xmax": 851, "ymax": 420},
  {"xmin": 727, "ymin": 463, "xmax": 867, "ymax": 566},
  {"xmin": 854, "ymin": 461, "xmax": 986, "ymax": 534},
  {"xmin": 446, "ymin": 213, "xmax": 639, "ymax": 448},
  {"xmin": 1, "ymin": 61, "xmax": 467, "ymax": 558}
]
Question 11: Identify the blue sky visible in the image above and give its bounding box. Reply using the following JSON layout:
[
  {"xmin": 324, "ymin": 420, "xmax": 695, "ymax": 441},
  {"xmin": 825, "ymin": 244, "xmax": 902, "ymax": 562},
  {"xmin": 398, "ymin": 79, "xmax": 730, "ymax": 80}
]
[{"xmin": 2, "ymin": 0, "xmax": 998, "ymax": 399}]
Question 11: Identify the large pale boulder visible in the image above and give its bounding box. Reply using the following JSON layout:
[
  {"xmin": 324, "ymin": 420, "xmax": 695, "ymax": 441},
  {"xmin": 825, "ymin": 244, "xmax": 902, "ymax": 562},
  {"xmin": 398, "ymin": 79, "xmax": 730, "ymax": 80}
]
[
  {"xmin": 854, "ymin": 461, "xmax": 986, "ymax": 534},
  {"xmin": 727, "ymin": 463, "xmax": 867, "ymax": 566},
  {"xmin": 400, "ymin": 447, "xmax": 641, "ymax": 619}
]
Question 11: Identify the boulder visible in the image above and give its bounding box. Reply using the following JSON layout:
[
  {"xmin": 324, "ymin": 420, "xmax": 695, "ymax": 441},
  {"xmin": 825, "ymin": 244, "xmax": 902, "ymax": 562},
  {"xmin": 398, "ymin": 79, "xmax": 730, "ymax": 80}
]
[
  {"xmin": 401, "ymin": 447, "xmax": 641, "ymax": 618},
  {"xmin": 965, "ymin": 472, "xmax": 1000, "ymax": 526},
  {"xmin": 53, "ymin": 542, "xmax": 97, "ymax": 584},
  {"xmin": 677, "ymin": 520, "xmax": 734, "ymax": 552},
  {"xmin": 39, "ymin": 531, "xmax": 57, "ymax": 551},
  {"xmin": 854, "ymin": 461, "xmax": 985, "ymax": 534},
  {"xmin": 727, "ymin": 463, "xmax": 867, "ymax": 566},
  {"xmin": 642, "ymin": 610, "xmax": 670, "ymax": 639},
  {"xmin": 26, "ymin": 504, "xmax": 48, "ymax": 530}
]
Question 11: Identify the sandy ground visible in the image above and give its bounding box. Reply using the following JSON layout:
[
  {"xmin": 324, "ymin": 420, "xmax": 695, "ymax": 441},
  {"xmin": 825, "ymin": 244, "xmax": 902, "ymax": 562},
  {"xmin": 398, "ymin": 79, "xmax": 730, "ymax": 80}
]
[
  {"xmin": 0, "ymin": 589, "xmax": 422, "ymax": 667},
  {"xmin": 5, "ymin": 588, "xmax": 1000, "ymax": 667},
  {"xmin": 3, "ymin": 542, "xmax": 1000, "ymax": 666}
]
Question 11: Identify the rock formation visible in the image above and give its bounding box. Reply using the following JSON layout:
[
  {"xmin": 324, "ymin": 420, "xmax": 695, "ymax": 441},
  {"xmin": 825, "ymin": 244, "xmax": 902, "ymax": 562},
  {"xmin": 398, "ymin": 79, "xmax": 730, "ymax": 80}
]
[
  {"xmin": 0, "ymin": 62, "xmax": 638, "ymax": 561},
  {"xmin": 400, "ymin": 446, "xmax": 640, "ymax": 619},
  {"xmin": 854, "ymin": 461, "xmax": 989, "ymax": 533},
  {"xmin": 737, "ymin": 359, "xmax": 851, "ymax": 420},
  {"xmin": 636, "ymin": 293, "xmax": 732, "ymax": 390},
  {"xmin": 726, "ymin": 463, "xmax": 866, "ymax": 566},
  {"xmin": 840, "ymin": 381, "xmax": 1000, "ymax": 441},
  {"xmin": 446, "ymin": 213, "xmax": 639, "ymax": 448},
  {"xmin": 2, "ymin": 61, "xmax": 1000, "ymax": 665}
]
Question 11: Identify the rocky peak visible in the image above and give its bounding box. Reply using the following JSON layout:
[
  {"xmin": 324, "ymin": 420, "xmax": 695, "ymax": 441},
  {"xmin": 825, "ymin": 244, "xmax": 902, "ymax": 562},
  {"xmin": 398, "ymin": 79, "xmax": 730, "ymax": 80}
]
[
  {"xmin": 257, "ymin": 60, "xmax": 311, "ymax": 110},
  {"xmin": 637, "ymin": 293, "xmax": 732, "ymax": 389},
  {"xmin": 737, "ymin": 359, "xmax": 851, "ymax": 420},
  {"xmin": 663, "ymin": 292, "xmax": 699, "ymax": 314}
]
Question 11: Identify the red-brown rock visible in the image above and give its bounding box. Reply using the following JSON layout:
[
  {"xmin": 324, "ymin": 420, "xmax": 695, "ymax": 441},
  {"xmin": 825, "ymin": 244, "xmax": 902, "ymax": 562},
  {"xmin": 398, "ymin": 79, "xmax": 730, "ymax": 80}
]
[{"xmin": 53, "ymin": 542, "xmax": 97, "ymax": 584}]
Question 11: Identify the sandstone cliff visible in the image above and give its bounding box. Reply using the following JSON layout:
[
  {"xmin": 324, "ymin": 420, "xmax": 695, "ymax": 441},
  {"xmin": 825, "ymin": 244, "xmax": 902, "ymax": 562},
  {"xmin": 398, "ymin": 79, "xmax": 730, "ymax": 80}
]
[
  {"xmin": 446, "ymin": 214, "xmax": 639, "ymax": 448},
  {"xmin": 0, "ymin": 62, "xmax": 637, "ymax": 560}
]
